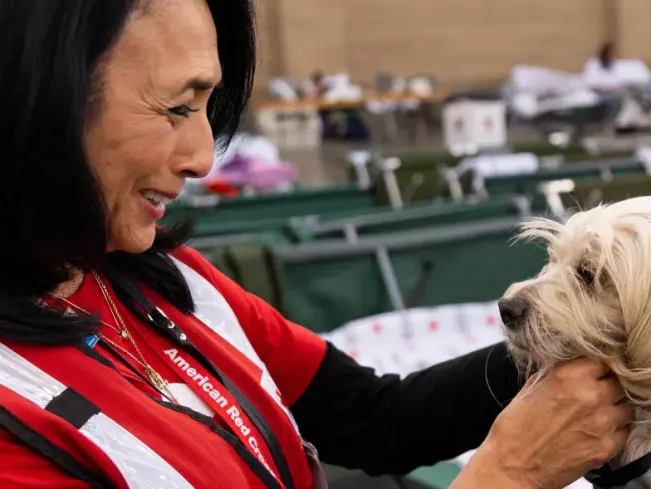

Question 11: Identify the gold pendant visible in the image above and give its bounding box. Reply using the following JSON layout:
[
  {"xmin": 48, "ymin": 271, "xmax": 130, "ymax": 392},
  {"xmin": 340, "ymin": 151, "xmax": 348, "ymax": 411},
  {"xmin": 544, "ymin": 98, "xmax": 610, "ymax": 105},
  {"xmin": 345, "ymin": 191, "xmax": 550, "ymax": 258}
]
[{"xmin": 145, "ymin": 366, "xmax": 167, "ymax": 391}]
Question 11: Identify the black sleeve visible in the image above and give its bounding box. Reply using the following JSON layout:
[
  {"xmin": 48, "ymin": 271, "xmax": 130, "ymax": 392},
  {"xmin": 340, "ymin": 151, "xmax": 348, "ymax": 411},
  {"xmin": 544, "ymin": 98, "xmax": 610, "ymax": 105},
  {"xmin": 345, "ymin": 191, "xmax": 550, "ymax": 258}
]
[{"xmin": 290, "ymin": 341, "xmax": 523, "ymax": 476}]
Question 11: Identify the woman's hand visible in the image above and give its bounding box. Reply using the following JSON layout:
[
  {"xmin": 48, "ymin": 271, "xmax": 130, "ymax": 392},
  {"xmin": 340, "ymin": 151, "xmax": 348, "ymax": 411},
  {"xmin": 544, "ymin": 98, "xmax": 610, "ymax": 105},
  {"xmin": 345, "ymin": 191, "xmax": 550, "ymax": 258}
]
[{"xmin": 451, "ymin": 358, "xmax": 631, "ymax": 489}]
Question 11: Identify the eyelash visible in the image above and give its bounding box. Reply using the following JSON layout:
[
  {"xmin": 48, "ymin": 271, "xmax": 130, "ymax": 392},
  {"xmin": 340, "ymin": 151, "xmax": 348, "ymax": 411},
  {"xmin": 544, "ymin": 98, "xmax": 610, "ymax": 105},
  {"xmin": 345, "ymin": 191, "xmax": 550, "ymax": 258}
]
[{"xmin": 168, "ymin": 104, "xmax": 199, "ymax": 118}]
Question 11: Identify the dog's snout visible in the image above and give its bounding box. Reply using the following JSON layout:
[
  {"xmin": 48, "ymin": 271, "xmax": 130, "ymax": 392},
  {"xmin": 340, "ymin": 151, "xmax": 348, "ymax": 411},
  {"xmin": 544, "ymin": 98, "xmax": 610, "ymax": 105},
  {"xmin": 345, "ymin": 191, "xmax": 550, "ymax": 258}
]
[{"xmin": 498, "ymin": 297, "xmax": 530, "ymax": 330}]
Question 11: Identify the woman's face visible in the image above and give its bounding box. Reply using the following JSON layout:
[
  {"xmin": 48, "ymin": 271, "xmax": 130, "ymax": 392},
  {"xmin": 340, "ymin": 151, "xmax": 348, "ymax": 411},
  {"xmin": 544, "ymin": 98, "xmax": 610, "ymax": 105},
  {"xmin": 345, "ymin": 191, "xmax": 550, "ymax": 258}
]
[{"xmin": 85, "ymin": 0, "xmax": 220, "ymax": 253}]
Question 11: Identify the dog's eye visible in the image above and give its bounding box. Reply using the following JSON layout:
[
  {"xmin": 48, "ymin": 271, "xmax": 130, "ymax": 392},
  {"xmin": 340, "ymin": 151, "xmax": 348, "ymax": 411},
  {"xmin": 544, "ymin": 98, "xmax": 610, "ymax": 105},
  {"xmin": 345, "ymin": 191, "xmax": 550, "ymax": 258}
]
[{"xmin": 577, "ymin": 266, "xmax": 595, "ymax": 286}]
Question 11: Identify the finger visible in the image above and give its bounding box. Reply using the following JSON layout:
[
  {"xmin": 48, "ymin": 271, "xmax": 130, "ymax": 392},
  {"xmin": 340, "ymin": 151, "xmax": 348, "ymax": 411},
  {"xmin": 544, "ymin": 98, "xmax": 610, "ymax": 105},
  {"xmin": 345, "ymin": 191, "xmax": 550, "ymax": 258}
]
[
  {"xmin": 599, "ymin": 376, "xmax": 627, "ymax": 404},
  {"xmin": 613, "ymin": 403, "xmax": 633, "ymax": 430},
  {"xmin": 585, "ymin": 358, "xmax": 612, "ymax": 379},
  {"xmin": 598, "ymin": 370, "xmax": 616, "ymax": 381},
  {"xmin": 565, "ymin": 357, "xmax": 611, "ymax": 378},
  {"xmin": 611, "ymin": 427, "xmax": 630, "ymax": 456},
  {"xmin": 594, "ymin": 428, "xmax": 629, "ymax": 468}
]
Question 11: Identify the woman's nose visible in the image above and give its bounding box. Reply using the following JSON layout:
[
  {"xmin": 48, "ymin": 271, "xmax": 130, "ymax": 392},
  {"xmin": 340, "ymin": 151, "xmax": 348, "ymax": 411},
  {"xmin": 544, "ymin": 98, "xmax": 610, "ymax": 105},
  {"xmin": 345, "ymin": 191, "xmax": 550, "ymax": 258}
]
[
  {"xmin": 176, "ymin": 146, "xmax": 214, "ymax": 179},
  {"xmin": 174, "ymin": 118, "xmax": 215, "ymax": 179}
]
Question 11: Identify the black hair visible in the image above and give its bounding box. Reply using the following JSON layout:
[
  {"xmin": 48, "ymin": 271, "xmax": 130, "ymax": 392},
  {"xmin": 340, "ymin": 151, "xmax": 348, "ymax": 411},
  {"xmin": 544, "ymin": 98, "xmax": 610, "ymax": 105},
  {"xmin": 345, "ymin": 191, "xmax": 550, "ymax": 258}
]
[
  {"xmin": 0, "ymin": 0, "xmax": 256, "ymax": 344},
  {"xmin": 598, "ymin": 42, "xmax": 615, "ymax": 70}
]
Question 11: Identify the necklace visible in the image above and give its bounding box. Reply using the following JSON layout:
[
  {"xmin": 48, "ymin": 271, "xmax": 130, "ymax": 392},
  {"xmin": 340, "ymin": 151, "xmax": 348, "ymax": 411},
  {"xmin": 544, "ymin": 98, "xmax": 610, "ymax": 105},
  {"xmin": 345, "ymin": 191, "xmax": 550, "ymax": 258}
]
[{"xmin": 51, "ymin": 272, "xmax": 178, "ymax": 404}]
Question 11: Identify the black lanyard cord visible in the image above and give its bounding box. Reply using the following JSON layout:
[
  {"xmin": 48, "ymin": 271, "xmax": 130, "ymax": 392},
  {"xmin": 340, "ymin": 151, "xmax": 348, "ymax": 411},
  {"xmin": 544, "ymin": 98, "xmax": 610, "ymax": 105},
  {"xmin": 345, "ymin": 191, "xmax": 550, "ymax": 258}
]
[
  {"xmin": 585, "ymin": 451, "xmax": 651, "ymax": 487},
  {"xmin": 149, "ymin": 398, "xmax": 282, "ymax": 489},
  {"xmin": 103, "ymin": 266, "xmax": 296, "ymax": 489},
  {"xmin": 76, "ymin": 341, "xmax": 282, "ymax": 489}
]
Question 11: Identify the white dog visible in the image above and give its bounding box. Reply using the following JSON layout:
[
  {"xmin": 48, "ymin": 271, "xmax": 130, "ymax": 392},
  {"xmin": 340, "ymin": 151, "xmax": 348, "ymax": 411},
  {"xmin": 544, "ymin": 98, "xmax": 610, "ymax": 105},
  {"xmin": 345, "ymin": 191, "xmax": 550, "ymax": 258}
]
[{"xmin": 500, "ymin": 196, "xmax": 651, "ymax": 487}]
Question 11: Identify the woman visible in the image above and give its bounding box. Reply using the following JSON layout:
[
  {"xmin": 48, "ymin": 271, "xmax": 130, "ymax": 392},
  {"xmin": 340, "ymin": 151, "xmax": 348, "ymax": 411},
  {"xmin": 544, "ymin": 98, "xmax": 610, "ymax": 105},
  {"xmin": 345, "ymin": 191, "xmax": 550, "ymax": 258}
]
[{"xmin": 0, "ymin": 1, "xmax": 630, "ymax": 488}]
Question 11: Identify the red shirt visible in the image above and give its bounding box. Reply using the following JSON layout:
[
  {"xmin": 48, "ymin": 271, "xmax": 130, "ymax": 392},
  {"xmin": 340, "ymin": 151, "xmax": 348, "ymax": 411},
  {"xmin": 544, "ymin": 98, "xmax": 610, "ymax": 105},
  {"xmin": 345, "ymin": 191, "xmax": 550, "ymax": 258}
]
[{"xmin": 0, "ymin": 246, "xmax": 327, "ymax": 488}]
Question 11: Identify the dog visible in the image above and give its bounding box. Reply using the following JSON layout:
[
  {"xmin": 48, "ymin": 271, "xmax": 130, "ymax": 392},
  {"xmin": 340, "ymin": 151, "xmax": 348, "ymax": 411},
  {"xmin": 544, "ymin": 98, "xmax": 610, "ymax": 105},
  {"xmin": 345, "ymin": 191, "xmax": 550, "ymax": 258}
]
[{"xmin": 499, "ymin": 196, "xmax": 651, "ymax": 473}]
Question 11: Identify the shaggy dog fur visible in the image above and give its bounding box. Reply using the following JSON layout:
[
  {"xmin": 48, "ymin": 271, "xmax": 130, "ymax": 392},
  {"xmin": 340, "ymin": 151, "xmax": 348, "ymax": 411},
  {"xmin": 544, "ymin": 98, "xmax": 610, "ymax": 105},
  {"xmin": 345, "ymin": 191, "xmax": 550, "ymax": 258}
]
[{"xmin": 500, "ymin": 196, "xmax": 651, "ymax": 467}]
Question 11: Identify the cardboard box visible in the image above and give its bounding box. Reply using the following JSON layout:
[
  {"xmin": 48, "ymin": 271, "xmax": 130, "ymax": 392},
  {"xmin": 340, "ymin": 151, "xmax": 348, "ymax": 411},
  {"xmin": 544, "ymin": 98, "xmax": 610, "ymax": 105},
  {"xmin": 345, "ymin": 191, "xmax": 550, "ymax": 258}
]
[
  {"xmin": 443, "ymin": 99, "xmax": 507, "ymax": 155},
  {"xmin": 256, "ymin": 108, "xmax": 322, "ymax": 149}
]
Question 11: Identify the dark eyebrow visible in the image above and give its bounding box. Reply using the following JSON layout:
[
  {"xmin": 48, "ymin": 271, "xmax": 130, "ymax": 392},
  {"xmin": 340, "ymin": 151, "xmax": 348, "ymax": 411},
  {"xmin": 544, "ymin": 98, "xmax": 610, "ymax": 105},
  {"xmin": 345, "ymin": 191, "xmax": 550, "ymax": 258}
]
[{"xmin": 175, "ymin": 77, "xmax": 218, "ymax": 97}]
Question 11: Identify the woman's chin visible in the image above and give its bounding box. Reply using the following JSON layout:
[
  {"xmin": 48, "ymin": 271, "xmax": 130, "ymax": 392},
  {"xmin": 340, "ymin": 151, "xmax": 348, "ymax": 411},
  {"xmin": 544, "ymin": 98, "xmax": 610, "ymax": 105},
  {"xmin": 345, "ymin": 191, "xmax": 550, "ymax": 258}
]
[{"xmin": 107, "ymin": 226, "xmax": 156, "ymax": 254}]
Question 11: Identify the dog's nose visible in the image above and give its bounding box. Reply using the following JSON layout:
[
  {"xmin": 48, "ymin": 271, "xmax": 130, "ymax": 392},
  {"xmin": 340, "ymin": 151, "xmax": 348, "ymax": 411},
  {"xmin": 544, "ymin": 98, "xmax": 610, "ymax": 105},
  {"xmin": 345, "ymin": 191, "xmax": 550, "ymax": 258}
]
[{"xmin": 498, "ymin": 297, "xmax": 530, "ymax": 330}]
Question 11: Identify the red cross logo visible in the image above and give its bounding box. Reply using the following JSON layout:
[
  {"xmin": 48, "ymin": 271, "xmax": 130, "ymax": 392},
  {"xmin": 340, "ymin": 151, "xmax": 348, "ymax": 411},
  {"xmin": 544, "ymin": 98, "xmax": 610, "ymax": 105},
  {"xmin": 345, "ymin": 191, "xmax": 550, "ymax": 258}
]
[
  {"xmin": 454, "ymin": 117, "xmax": 464, "ymax": 132},
  {"xmin": 429, "ymin": 320, "xmax": 439, "ymax": 331},
  {"xmin": 372, "ymin": 323, "xmax": 383, "ymax": 334},
  {"xmin": 486, "ymin": 315, "xmax": 496, "ymax": 327},
  {"xmin": 484, "ymin": 117, "xmax": 493, "ymax": 131}
]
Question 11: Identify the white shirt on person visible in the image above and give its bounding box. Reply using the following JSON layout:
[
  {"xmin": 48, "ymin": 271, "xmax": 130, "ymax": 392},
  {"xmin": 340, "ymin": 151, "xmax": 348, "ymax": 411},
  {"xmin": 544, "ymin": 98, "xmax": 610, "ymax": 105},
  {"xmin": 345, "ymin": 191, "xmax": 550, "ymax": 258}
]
[{"xmin": 583, "ymin": 57, "xmax": 622, "ymax": 91}]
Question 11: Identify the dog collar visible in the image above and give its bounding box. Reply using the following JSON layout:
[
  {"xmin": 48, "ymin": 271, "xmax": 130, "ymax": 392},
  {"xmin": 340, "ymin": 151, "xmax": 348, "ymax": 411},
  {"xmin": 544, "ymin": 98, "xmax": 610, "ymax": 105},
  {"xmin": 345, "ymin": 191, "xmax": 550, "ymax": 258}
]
[{"xmin": 585, "ymin": 452, "xmax": 651, "ymax": 488}]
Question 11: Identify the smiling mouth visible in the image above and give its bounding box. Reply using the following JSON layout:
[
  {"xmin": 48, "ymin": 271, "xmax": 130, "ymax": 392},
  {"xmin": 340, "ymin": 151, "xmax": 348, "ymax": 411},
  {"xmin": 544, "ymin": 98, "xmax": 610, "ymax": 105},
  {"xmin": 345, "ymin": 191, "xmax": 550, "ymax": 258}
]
[{"xmin": 140, "ymin": 189, "xmax": 173, "ymax": 209}]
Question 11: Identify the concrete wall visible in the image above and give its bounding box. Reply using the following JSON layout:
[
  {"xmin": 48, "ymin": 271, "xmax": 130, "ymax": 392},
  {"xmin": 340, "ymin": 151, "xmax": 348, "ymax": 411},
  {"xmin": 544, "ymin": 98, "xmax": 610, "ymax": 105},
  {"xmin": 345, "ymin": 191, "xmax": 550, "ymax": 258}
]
[
  {"xmin": 616, "ymin": 0, "xmax": 651, "ymax": 62},
  {"xmin": 254, "ymin": 0, "xmax": 649, "ymax": 93}
]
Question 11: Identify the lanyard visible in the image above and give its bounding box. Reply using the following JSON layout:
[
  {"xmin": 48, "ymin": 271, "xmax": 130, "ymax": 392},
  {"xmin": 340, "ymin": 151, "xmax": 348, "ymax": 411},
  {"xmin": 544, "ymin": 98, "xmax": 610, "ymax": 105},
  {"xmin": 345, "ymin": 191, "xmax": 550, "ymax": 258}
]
[
  {"xmin": 143, "ymin": 329, "xmax": 285, "ymax": 487},
  {"xmin": 103, "ymin": 266, "xmax": 296, "ymax": 489},
  {"xmin": 81, "ymin": 337, "xmax": 283, "ymax": 489},
  {"xmin": 585, "ymin": 451, "xmax": 651, "ymax": 488}
]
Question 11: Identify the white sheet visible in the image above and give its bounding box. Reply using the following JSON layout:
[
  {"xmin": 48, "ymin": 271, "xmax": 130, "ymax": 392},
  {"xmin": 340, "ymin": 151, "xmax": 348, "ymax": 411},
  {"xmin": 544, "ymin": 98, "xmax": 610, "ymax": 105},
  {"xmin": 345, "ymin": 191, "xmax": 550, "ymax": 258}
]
[{"xmin": 584, "ymin": 58, "xmax": 651, "ymax": 90}]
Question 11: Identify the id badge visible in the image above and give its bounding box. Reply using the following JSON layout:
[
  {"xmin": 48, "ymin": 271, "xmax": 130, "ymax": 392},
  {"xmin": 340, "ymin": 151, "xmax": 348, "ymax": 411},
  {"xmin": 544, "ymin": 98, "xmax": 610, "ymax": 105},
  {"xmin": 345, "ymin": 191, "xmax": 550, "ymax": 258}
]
[
  {"xmin": 84, "ymin": 335, "xmax": 99, "ymax": 348},
  {"xmin": 303, "ymin": 440, "xmax": 328, "ymax": 489}
]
